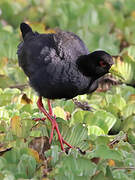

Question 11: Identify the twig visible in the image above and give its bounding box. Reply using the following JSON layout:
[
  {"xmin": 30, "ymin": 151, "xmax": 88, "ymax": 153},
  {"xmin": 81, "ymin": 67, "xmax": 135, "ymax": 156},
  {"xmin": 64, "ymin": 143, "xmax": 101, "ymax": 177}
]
[
  {"xmin": 113, "ymin": 167, "xmax": 135, "ymax": 170},
  {"xmin": 108, "ymin": 133, "xmax": 127, "ymax": 147},
  {"xmin": 9, "ymin": 83, "xmax": 29, "ymax": 90}
]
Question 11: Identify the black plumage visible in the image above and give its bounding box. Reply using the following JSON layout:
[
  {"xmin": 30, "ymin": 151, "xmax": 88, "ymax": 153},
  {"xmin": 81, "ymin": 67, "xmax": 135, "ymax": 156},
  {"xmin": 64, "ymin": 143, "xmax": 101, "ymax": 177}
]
[{"xmin": 17, "ymin": 22, "xmax": 113, "ymax": 150}]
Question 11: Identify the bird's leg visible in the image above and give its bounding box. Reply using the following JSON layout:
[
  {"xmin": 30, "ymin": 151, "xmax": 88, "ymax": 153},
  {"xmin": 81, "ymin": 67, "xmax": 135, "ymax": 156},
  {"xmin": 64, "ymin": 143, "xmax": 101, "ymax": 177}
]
[
  {"xmin": 37, "ymin": 97, "xmax": 72, "ymax": 151},
  {"xmin": 47, "ymin": 99, "xmax": 56, "ymax": 144},
  {"xmin": 47, "ymin": 99, "xmax": 53, "ymax": 116},
  {"xmin": 33, "ymin": 97, "xmax": 46, "ymax": 121}
]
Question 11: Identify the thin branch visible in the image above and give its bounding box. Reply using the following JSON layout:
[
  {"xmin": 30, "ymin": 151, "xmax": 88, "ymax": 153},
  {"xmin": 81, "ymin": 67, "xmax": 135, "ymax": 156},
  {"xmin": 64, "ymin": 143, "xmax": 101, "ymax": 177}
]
[
  {"xmin": 9, "ymin": 83, "xmax": 29, "ymax": 90},
  {"xmin": 108, "ymin": 133, "xmax": 127, "ymax": 147},
  {"xmin": 113, "ymin": 167, "xmax": 135, "ymax": 170}
]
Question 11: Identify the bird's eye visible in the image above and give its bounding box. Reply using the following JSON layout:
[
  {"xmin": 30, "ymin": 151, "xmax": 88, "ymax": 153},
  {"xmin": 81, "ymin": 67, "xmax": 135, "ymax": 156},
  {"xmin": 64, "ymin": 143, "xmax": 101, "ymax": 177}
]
[{"xmin": 99, "ymin": 60, "xmax": 106, "ymax": 67}]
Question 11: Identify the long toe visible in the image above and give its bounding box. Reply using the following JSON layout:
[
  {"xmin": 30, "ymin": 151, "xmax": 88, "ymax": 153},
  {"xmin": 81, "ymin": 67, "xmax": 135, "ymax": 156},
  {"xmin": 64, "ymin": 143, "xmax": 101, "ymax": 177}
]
[
  {"xmin": 49, "ymin": 117, "xmax": 73, "ymax": 151},
  {"xmin": 72, "ymin": 98, "xmax": 95, "ymax": 111}
]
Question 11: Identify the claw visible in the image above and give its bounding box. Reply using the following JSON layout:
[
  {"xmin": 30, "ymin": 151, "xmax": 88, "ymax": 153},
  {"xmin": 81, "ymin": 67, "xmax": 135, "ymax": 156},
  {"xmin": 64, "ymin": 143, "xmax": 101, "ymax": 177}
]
[{"xmin": 72, "ymin": 98, "xmax": 95, "ymax": 111}]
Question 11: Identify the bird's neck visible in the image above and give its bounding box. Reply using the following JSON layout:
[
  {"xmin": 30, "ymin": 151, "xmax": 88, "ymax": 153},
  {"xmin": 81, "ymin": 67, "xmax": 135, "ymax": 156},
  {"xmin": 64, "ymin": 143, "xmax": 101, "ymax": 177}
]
[{"xmin": 76, "ymin": 55, "xmax": 95, "ymax": 77}]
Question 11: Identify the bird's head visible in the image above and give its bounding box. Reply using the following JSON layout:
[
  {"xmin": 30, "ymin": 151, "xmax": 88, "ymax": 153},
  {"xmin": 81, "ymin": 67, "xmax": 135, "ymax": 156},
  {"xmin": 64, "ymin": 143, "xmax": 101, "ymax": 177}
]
[{"xmin": 77, "ymin": 50, "xmax": 114, "ymax": 79}]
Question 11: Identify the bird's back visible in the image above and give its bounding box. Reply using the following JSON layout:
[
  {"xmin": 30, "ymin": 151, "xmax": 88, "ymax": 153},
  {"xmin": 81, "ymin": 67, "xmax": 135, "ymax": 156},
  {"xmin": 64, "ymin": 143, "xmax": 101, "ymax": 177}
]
[
  {"xmin": 53, "ymin": 29, "xmax": 89, "ymax": 62},
  {"xmin": 17, "ymin": 27, "xmax": 89, "ymax": 77}
]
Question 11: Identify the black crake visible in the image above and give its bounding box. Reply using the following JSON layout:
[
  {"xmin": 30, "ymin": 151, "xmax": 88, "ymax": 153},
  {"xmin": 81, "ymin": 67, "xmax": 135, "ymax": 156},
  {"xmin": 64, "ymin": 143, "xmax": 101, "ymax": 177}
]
[{"xmin": 17, "ymin": 22, "xmax": 113, "ymax": 150}]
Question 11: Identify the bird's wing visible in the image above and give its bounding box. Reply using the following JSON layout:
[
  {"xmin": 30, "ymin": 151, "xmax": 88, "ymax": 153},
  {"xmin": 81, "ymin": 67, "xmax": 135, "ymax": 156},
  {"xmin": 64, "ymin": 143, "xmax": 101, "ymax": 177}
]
[
  {"xmin": 17, "ymin": 32, "xmax": 62, "ymax": 77},
  {"xmin": 53, "ymin": 30, "xmax": 89, "ymax": 62}
]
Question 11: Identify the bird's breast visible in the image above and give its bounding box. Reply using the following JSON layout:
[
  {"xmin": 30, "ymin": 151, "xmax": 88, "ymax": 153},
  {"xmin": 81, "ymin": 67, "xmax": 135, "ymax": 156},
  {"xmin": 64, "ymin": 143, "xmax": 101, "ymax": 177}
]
[{"xmin": 29, "ymin": 61, "xmax": 90, "ymax": 99}]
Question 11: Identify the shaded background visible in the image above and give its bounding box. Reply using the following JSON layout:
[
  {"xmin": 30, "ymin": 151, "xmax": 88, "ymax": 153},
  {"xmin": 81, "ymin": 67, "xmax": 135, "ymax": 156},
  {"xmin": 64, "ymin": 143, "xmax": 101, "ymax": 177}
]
[{"xmin": 1, "ymin": 0, "xmax": 135, "ymax": 179}]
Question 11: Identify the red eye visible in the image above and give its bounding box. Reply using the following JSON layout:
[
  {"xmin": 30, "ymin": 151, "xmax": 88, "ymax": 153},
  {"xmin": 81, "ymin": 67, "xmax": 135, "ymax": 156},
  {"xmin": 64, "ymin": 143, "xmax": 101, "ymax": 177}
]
[{"xmin": 99, "ymin": 60, "xmax": 106, "ymax": 67}]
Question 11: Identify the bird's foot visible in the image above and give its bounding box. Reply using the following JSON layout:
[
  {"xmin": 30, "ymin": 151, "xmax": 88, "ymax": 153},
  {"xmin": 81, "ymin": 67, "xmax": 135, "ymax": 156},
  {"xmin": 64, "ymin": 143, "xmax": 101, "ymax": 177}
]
[
  {"xmin": 72, "ymin": 98, "xmax": 95, "ymax": 111},
  {"xmin": 49, "ymin": 116, "xmax": 73, "ymax": 151},
  {"xmin": 37, "ymin": 97, "xmax": 73, "ymax": 151}
]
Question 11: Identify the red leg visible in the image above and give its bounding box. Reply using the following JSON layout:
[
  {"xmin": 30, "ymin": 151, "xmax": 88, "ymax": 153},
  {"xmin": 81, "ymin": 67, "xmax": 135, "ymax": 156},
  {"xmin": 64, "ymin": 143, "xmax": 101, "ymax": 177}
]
[
  {"xmin": 33, "ymin": 99, "xmax": 46, "ymax": 121},
  {"xmin": 37, "ymin": 97, "xmax": 72, "ymax": 151},
  {"xmin": 47, "ymin": 99, "xmax": 53, "ymax": 116}
]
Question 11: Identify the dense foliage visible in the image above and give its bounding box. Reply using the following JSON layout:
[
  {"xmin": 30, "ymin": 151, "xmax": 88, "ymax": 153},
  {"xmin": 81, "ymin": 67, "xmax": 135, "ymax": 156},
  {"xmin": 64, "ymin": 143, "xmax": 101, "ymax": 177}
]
[{"xmin": 0, "ymin": 0, "xmax": 135, "ymax": 179}]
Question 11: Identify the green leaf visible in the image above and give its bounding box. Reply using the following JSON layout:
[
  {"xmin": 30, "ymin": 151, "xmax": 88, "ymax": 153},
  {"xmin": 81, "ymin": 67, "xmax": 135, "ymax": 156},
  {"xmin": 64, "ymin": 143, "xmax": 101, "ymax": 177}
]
[
  {"xmin": 86, "ymin": 110, "xmax": 117, "ymax": 134},
  {"xmin": 111, "ymin": 94, "xmax": 126, "ymax": 111},
  {"xmin": 106, "ymin": 166, "xmax": 114, "ymax": 180},
  {"xmin": 88, "ymin": 125, "xmax": 105, "ymax": 136},
  {"xmin": 113, "ymin": 54, "xmax": 135, "ymax": 84},
  {"xmin": 94, "ymin": 144, "xmax": 123, "ymax": 160},
  {"xmin": 98, "ymin": 33, "xmax": 120, "ymax": 55},
  {"xmin": 0, "ymin": 157, "xmax": 7, "ymax": 170},
  {"xmin": 63, "ymin": 100, "xmax": 75, "ymax": 113},
  {"xmin": 61, "ymin": 124, "xmax": 89, "ymax": 151},
  {"xmin": 123, "ymin": 104, "xmax": 135, "ymax": 119},
  {"xmin": 121, "ymin": 115, "xmax": 135, "ymax": 131},
  {"xmin": 51, "ymin": 145, "xmax": 59, "ymax": 165},
  {"xmin": 111, "ymin": 118, "xmax": 121, "ymax": 133},
  {"xmin": 72, "ymin": 109, "xmax": 89, "ymax": 124},
  {"xmin": 29, "ymin": 130, "xmax": 42, "ymax": 137},
  {"xmin": 4, "ymin": 148, "xmax": 20, "ymax": 164},
  {"xmin": 53, "ymin": 106, "xmax": 66, "ymax": 120},
  {"xmin": 54, "ymin": 154, "xmax": 97, "ymax": 179},
  {"xmin": 127, "ymin": 129, "xmax": 135, "ymax": 145},
  {"xmin": 95, "ymin": 136, "xmax": 110, "ymax": 145},
  {"xmin": 0, "ymin": 88, "xmax": 21, "ymax": 106},
  {"xmin": 0, "ymin": 107, "xmax": 9, "ymax": 121},
  {"xmin": 1, "ymin": 171, "xmax": 15, "ymax": 180},
  {"xmin": 17, "ymin": 154, "xmax": 36, "ymax": 178},
  {"xmin": 124, "ymin": 158, "xmax": 135, "ymax": 167},
  {"xmin": 110, "ymin": 65, "xmax": 125, "ymax": 81},
  {"xmin": 112, "ymin": 170, "xmax": 129, "ymax": 180},
  {"xmin": 11, "ymin": 116, "xmax": 22, "ymax": 137},
  {"xmin": 123, "ymin": 45, "xmax": 135, "ymax": 59},
  {"xmin": 92, "ymin": 171, "xmax": 108, "ymax": 180}
]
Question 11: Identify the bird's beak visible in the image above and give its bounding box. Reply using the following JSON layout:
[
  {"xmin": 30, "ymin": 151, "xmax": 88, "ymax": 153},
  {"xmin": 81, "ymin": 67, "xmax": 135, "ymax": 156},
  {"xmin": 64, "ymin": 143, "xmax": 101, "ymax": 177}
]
[{"xmin": 109, "ymin": 65, "xmax": 125, "ymax": 80}]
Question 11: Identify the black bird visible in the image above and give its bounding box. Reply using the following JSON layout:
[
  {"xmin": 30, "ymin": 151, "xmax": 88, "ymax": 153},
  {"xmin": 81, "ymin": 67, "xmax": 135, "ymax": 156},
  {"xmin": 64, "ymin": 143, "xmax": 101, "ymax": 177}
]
[{"xmin": 17, "ymin": 22, "xmax": 113, "ymax": 151}]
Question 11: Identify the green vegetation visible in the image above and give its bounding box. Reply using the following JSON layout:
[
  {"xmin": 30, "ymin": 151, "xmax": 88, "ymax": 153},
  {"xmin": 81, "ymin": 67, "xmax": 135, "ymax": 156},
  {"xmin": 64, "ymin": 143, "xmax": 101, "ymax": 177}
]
[{"xmin": 0, "ymin": 0, "xmax": 135, "ymax": 179}]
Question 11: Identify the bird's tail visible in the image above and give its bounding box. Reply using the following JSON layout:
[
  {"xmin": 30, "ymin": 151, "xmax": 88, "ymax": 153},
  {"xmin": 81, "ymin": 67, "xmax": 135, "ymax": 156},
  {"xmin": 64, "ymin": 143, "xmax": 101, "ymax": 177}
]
[{"xmin": 20, "ymin": 22, "xmax": 33, "ymax": 40}]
